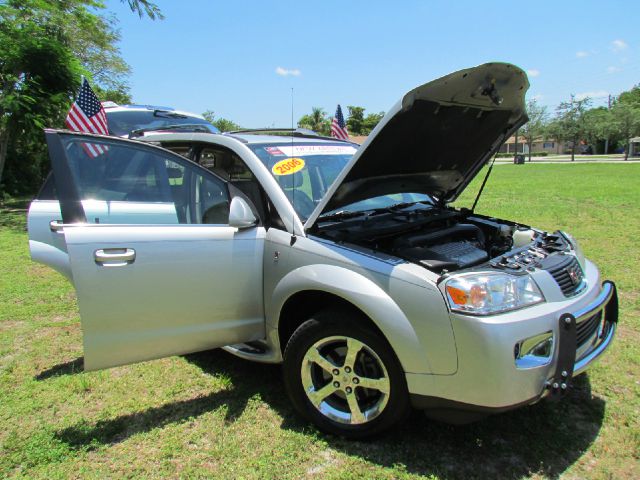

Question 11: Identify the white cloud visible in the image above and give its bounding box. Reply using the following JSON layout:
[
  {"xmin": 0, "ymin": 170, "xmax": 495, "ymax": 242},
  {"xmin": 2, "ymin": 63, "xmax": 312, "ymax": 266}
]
[
  {"xmin": 611, "ymin": 39, "xmax": 628, "ymax": 52},
  {"xmin": 606, "ymin": 66, "xmax": 622, "ymax": 74},
  {"xmin": 530, "ymin": 94, "xmax": 544, "ymax": 101},
  {"xmin": 527, "ymin": 69, "xmax": 540, "ymax": 77},
  {"xmin": 576, "ymin": 51, "xmax": 589, "ymax": 58},
  {"xmin": 275, "ymin": 66, "xmax": 301, "ymax": 77},
  {"xmin": 575, "ymin": 90, "xmax": 609, "ymax": 101}
]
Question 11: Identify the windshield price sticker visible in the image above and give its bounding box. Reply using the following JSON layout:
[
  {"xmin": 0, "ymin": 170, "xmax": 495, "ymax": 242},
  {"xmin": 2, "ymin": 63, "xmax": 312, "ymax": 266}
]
[
  {"xmin": 273, "ymin": 145, "xmax": 357, "ymax": 157},
  {"xmin": 272, "ymin": 157, "xmax": 305, "ymax": 176},
  {"xmin": 265, "ymin": 147, "xmax": 285, "ymax": 156}
]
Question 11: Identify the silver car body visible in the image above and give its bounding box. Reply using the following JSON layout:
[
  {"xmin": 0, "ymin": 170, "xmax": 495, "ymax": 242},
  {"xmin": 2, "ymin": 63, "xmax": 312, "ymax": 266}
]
[{"xmin": 28, "ymin": 63, "xmax": 617, "ymax": 418}]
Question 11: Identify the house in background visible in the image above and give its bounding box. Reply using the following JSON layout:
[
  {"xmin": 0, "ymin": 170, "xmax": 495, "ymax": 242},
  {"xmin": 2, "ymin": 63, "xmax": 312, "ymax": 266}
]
[
  {"xmin": 630, "ymin": 137, "xmax": 640, "ymax": 157},
  {"xmin": 498, "ymin": 135, "xmax": 566, "ymax": 154}
]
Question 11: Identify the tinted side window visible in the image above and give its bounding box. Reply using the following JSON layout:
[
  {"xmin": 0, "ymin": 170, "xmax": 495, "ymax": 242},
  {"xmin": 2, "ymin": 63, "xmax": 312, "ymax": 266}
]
[
  {"xmin": 59, "ymin": 136, "xmax": 230, "ymax": 225},
  {"xmin": 198, "ymin": 147, "xmax": 255, "ymax": 181},
  {"xmin": 198, "ymin": 146, "xmax": 266, "ymax": 222}
]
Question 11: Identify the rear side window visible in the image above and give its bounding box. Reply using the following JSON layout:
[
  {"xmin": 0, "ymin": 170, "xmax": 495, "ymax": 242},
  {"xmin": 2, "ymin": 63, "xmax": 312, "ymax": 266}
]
[{"xmin": 106, "ymin": 110, "xmax": 218, "ymax": 137}]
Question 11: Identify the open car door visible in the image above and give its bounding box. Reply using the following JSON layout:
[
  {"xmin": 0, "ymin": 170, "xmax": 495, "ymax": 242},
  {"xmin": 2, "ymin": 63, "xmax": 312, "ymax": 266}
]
[{"xmin": 44, "ymin": 130, "xmax": 265, "ymax": 370}]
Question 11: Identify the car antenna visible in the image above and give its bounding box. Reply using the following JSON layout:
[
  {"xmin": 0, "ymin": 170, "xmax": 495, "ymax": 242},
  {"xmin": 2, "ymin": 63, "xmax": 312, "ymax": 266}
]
[
  {"xmin": 290, "ymin": 87, "xmax": 297, "ymax": 246},
  {"xmin": 471, "ymin": 152, "xmax": 498, "ymax": 213}
]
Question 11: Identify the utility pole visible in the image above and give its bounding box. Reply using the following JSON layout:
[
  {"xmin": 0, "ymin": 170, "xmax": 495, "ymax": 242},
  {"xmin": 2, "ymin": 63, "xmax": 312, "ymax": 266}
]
[{"xmin": 604, "ymin": 94, "xmax": 611, "ymax": 154}]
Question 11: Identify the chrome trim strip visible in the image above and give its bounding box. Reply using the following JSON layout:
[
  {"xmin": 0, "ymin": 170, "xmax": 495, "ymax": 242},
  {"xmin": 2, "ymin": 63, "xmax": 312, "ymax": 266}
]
[
  {"xmin": 570, "ymin": 281, "xmax": 617, "ymax": 375},
  {"xmin": 572, "ymin": 282, "xmax": 614, "ymax": 323},
  {"xmin": 573, "ymin": 321, "xmax": 616, "ymax": 376}
]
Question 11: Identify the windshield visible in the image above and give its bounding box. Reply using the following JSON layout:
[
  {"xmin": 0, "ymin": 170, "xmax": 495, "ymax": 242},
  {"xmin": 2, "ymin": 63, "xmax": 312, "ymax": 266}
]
[
  {"xmin": 249, "ymin": 142, "xmax": 356, "ymax": 220},
  {"xmin": 331, "ymin": 193, "xmax": 433, "ymax": 215},
  {"xmin": 249, "ymin": 142, "xmax": 433, "ymax": 221},
  {"xmin": 106, "ymin": 110, "xmax": 219, "ymax": 136}
]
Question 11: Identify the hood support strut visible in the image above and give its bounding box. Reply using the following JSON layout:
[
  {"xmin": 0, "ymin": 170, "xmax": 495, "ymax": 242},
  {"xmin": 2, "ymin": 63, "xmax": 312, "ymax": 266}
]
[{"xmin": 471, "ymin": 153, "xmax": 498, "ymax": 213}]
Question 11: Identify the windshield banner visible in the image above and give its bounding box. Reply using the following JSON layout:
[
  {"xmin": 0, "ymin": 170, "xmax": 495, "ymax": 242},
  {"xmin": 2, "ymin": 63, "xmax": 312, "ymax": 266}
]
[{"xmin": 266, "ymin": 145, "xmax": 357, "ymax": 157}]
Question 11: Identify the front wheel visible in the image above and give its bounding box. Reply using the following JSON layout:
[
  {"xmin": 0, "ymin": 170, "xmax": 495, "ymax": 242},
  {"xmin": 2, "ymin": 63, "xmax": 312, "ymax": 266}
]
[{"xmin": 283, "ymin": 310, "xmax": 410, "ymax": 438}]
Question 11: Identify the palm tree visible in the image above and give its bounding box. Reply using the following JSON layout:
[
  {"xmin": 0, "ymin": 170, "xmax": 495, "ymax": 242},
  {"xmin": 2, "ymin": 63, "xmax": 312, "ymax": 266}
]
[
  {"xmin": 122, "ymin": 0, "xmax": 164, "ymax": 20},
  {"xmin": 310, "ymin": 107, "xmax": 326, "ymax": 132}
]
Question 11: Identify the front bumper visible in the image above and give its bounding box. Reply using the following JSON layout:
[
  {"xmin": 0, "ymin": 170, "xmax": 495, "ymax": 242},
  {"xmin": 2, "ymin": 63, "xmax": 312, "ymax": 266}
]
[
  {"xmin": 407, "ymin": 265, "xmax": 619, "ymax": 417},
  {"xmin": 573, "ymin": 281, "xmax": 618, "ymax": 375}
]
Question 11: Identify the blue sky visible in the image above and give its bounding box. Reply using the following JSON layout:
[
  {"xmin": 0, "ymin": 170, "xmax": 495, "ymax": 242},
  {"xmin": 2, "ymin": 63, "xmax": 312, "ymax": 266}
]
[{"xmin": 105, "ymin": 0, "xmax": 640, "ymax": 127}]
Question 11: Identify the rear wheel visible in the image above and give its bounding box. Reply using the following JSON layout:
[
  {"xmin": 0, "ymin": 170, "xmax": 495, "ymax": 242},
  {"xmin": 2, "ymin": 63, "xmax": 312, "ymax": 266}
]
[{"xmin": 283, "ymin": 309, "xmax": 410, "ymax": 438}]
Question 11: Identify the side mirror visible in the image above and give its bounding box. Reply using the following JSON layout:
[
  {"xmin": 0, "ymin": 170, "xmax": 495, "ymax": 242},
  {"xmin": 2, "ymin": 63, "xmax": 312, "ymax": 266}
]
[{"xmin": 228, "ymin": 196, "xmax": 257, "ymax": 229}]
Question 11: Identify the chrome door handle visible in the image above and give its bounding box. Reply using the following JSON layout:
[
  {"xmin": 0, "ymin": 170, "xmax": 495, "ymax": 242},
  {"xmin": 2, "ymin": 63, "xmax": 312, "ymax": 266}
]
[
  {"xmin": 94, "ymin": 248, "xmax": 136, "ymax": 266},
  {"xmin": 50, "ymin": 220, "xmax": 64, "ymax": 233}
]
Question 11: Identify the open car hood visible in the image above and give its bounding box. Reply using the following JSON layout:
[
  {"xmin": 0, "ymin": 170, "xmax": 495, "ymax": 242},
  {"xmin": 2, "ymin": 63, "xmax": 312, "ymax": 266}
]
[{"xmin": 305, "ymin": 62, "xmax": 529, "ymax": 230}]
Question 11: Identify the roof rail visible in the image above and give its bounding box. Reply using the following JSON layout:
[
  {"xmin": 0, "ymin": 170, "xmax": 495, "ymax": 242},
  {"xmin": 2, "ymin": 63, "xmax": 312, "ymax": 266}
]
[
  {"xmin": 128, "ymin": 124, "xmax": 217, "ymax": 138},
  {"xmin": 224, "ymin": 128, "xmax": 355, "ymax": 143}
]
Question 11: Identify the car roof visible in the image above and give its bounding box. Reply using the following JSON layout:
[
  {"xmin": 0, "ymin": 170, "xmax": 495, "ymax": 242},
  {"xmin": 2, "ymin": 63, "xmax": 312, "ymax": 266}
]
[
  {"xmin": 228, "ymin": 133, "xmax": 357, "ymax": 145},
  {"xmin": 139, "ymin": 131, "xmax": 358, "ymax": 146},
  {"xmin": 104, "ymin": 104, "xmax": 206, "ymax": 119}
]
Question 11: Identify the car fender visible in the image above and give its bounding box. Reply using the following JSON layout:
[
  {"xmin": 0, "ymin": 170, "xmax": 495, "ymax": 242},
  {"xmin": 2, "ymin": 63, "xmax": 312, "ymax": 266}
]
[{"xmin": 269, "ymin": 263, "xmax": 434, "ymax": 374}]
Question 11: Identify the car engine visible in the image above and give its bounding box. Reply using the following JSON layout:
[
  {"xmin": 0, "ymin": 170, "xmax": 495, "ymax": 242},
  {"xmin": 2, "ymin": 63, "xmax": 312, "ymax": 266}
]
[{"xmin": 314, "ymin": 204, "xmax": 572, "ymax": 275}]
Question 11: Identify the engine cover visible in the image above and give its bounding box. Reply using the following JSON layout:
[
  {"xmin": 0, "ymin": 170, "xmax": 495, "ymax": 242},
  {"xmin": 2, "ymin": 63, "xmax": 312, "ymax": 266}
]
[{"xmin": 399, "ymin": 240, "xmax": 488, "ymax": 271}]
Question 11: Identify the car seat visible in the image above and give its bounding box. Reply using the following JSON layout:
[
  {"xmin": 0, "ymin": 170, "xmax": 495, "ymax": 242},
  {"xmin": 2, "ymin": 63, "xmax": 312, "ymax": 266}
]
[{"xmin": 278, "ymin": 172, "xmax": 315, "ymax": 219}]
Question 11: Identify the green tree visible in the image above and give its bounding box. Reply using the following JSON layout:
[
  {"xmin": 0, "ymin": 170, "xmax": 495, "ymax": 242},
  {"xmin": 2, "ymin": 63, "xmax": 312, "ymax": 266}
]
[
  {"xmin": 610, "ymin": 101, "xmax": 640, "ymax": 160},
  {"xmin": 298, "ymin": 107, "xmax": 330, "ymax": 135},
  {"xmin": 362, "ymin": 111, "xmax": 384, "ymax": 135},
  {"xmin": 202, "ymin": 111, "xmax": 241, "ymax": 132},
  {"xmin": 0, "ymin": 1, "xmax": 83, "ymax": 192},
  {"xmin": 617, "ymin": 84, "xmax": 640, "ymax": 108},
  {"xmin": 346, "ymin": 106, "xmax": 365, "ymax": 135},
  {"xmin": 66, "ymin": 10, "xmax": 131, "ymax": 91},
  {"xmin": 0, "ymin": 0, "xmax": 162, "ymax": 194},
  {"xmin": 547, "ymin": 95, "xmax": 591, "ymax": 161},
  {"xmin": 122, "ymin": 0, "xmax": 164, "ymax": 20},
  {"xmin": 520, "ymin": 99, "xmax": 547, "ymax": 162},
  {"xmin": 582, "ymin": 107, "xmax": 614, "ymax": 154},
  {"xmin": 93, "ymin": 84, "xmax": 132, "ymax": 105}
]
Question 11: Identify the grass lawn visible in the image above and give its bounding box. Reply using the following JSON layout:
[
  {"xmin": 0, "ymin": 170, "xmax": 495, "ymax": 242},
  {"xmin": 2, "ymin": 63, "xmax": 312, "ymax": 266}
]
[{"xmin": 1, "ymin": 163, "xmax": 638, "ymax": 479}]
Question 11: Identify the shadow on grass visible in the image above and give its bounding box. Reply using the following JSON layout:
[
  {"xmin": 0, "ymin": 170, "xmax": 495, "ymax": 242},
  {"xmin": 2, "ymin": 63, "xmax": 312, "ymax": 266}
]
[
  {"xmin": 35, "ymin": 357, "xmax": 84, "ymax": 380},
  {"xmin": 0, "ymin": 197, "xmax": 31, "ymax": 232},
  {"xmin": 55, "ymin": 349, "xmax": 605, "ymax": 479},
  {"xmin": 55, "ymin": 350, "xmax": 295, "ymax": 451}
]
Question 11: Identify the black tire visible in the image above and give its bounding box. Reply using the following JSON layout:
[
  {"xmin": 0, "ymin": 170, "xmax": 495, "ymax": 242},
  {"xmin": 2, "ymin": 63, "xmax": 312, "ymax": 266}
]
[{"xmin": 283, "ymin": 309, "xmax": 410, "ymax": 439}]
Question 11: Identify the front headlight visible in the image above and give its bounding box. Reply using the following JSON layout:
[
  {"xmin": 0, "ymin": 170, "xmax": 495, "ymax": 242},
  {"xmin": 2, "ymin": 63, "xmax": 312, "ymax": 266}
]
[{"xmin": 445, "ymin": 273, "xmax": 544, "ymax": 315}]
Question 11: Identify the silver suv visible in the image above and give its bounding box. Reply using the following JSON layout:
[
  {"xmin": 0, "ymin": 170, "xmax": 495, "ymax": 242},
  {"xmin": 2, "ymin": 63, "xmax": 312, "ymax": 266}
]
[{"xmin": 27, "ymin": 63, "xmax": 617, "ymax": 438}]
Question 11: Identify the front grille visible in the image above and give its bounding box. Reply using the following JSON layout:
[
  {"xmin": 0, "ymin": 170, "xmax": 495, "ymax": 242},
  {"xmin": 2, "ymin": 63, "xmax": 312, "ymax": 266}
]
[
  {"xmin": 576, "ymin": 311, "xmax": 601, "ymax": 346},
  {"xmin": 545, "ymin": 256, "xmax": 585, "ymax": 297}
]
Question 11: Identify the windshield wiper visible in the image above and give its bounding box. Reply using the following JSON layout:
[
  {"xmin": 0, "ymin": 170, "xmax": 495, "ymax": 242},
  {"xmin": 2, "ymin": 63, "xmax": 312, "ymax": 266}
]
[
  {"xmin": 318, "ymin": 210, "xmax": 362, "ymax": 222},
  {"xmin": 376, "ymin": 200, "xmax": 434, "ymax": 213},
  {"xmin": 153, "ymin": 110, "xmax": 188, "ymax": 119},
  {"xmin": 129, "ymin": 124, "xmax": 213, "ymax": 138},
  {"xmin": 394, "ymin": 199, "xmax": 434, "ymax": 208}
]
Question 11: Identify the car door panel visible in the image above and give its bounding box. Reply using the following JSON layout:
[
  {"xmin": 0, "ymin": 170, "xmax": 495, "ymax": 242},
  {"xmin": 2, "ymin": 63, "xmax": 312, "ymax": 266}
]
[
  {"xmin": 40, "ymin": 130, "xmax": 265, "ymax": 371},
  {"xmin": 65, "ymin": 224, "xmax": 265, "ymax": 370},
  {"xmin": 28, "ymin": 199, "xmax": 109, "ymax": 279}
]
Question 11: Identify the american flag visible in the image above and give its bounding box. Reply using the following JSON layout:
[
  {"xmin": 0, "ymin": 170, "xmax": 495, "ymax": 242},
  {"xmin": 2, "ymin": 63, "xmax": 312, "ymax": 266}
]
[
  {"xmin": 65, "ymin": 78, "xmax": 109, "ymax": 157},
  {"xmin": 331, "ymin": 104, "xmax": 349, "ymax": 140}
]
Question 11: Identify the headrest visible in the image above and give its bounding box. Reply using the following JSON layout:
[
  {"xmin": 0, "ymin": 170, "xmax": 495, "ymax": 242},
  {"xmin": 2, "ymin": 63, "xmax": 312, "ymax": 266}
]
[{"xmin": 278, "ymin": 172, "xmax": 303, "ymax": 189}]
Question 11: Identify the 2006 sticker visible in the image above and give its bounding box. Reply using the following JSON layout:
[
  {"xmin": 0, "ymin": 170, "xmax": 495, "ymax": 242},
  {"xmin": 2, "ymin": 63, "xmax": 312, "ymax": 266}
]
[{"xmin": 272, "ymin": 157, "xmax": 305, "ymax": 176}]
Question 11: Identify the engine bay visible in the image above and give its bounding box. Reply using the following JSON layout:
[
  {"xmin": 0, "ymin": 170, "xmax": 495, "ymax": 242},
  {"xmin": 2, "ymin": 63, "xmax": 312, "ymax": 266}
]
[{"xmin": 313, "ymin": 203, "xmax": 572, "ymax": 275}]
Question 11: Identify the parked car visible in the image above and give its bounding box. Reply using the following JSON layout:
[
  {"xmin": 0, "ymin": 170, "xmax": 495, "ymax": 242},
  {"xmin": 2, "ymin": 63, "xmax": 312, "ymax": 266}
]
[
  {"xmin": 102, "ymin": 103, "xmax": 218, "ymax": 137},
  {"xmin": 28, "ymin": 63, "xmax": 618, "ymax": 438}
]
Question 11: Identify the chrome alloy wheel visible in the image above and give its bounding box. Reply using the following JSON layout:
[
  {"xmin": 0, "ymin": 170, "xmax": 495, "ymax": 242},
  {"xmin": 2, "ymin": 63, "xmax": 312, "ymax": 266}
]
[{"xmin": 300, "ymin": 335, "xmax": 390, "ymax": 425}]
